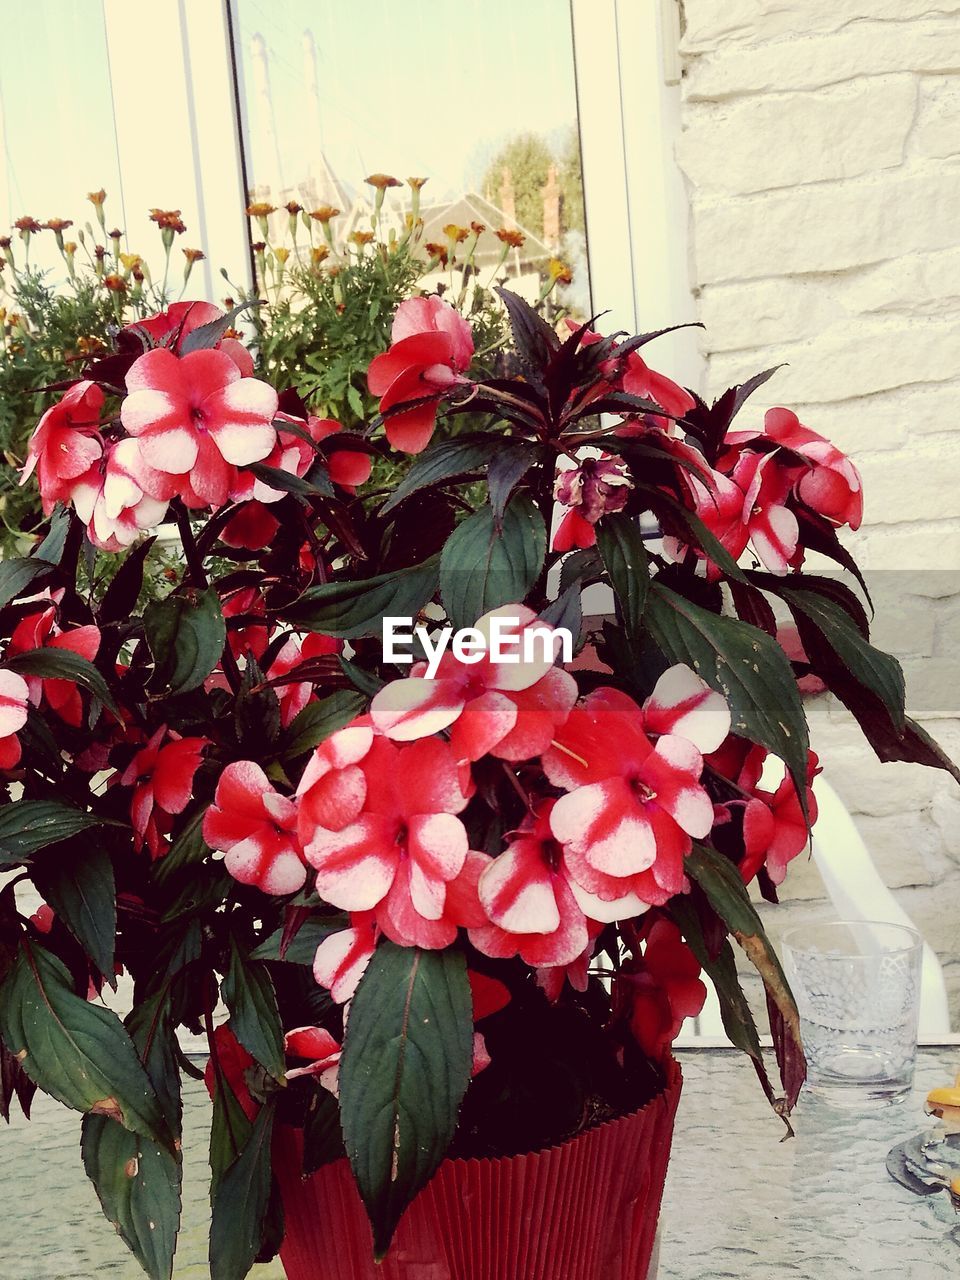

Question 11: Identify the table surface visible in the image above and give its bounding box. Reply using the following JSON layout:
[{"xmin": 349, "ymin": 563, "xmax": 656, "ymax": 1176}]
[{"xmin": 1, "ymin": 1046, "xmax": 958, "ymax": 1278}]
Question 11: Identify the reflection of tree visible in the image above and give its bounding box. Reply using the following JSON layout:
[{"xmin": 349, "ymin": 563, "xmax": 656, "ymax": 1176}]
[{"xmin": 480, "ymin": 127, "xmax": 585, "ymax": 241}]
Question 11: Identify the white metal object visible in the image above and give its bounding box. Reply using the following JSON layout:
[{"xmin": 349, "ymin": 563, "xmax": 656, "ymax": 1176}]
[{"xmin": 681, "ymin": 773, "xmax": 951, "ymax": 1042}]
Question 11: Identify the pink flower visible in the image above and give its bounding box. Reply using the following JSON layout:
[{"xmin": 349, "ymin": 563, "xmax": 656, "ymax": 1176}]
[
  {"xmin": 126, "ymin": 301, "xmax": 254, "ymax": 376},
  {"xmin": 370, "ymin": 605, "xmax": 575, "ymax": 763},
  {"xmin": 120, "ymin": 348, "xmax": 278, "ymax": 507},
  {"xmin": 622, "ymin": 351, "xmax": 695, "ymax": 422},
  {"xmin": 313, "ymin": 912, "xmax": 378, "ymax": 1004},
  {"xmin": 20, "ymin": 381, "xmax": 104, "ymax": 514},
  {"xmin": 70, "ymin": 438, "xmax": 170, "ymax": 550},
  {"xmin": 470, "ymin": 803, "xmax": 590, "ymax": 969},
  {"xmin": 300, "ymin": 733, "xmax": 476, "ymax": 948},
  {"xmin": 267, "ymin": 632, "xmax": 341, "ymax": 728},
  {"xmin": 622, "ymin": 918, "xmax": 706, "ymax": 1058},
  {"xmin": 309, "ymin": 416, "xmax": 372, "ymax": 489},
  {"xmin": 204, "ymin": 761, "xmax": 305, "ymax": 895},
  {"xmin": 367, "ymin": 296, "xmax": 473, "ymax": 453},
  {"xmin": 121, "ymin": 727, "xmax": 207, "ymax": 858},
  {"xmin": 219, "ymin": 502, "xmax": 281, "ymax": 550},
  {"xmin": 284, "ymin": 1026, "xmax": 341, "ymax": 1092},
  {"xmin": 543, "ymin": 668, "xmax": 729, "ymax": 907},
  {"xmin": 763, "ymin": 407, "xmax": 863, "ymax": 530},
  {"xmin": 0, "ymin": 670, "xmax": 29, "ymax": 768},
  {"xmin": 536, "ymin": 922, "xmax": 603, "ymax": 1002},
  {"xmin": 9, "ymin": 604, "xmax": 102, "ymax": 728}
]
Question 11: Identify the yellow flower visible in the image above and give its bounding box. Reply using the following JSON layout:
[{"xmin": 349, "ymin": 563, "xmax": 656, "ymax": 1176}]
[
  {"xmin": 246, "ymin": 202, "xmax": 276, "ymax": 218},
  {"xmin": 310, "ymin": 245, "xmax": 330, "ymax": 266},
  {"xmin": 274, "ymin": 246, "xmax": 291, "ymax": 265},
  {"xmin": 119, "ymin": 253, "xmax": 142, "ymax": 272},
  {"xmin": 443, "ymin": 224, "xmax": 469, "ymax": 244},
  {"xmin": 182, "ymin": 248, "xmax": 206, "ymax": 264},
  {"xmin": 87, "ymin": 189, "xmax": 107, "ymax": 207},
  {"xmin": 348, "ymin": 230, "xmax": 374, "ymax": 247},
  {"xmin": 407, "ymin": 177, "xmax": 428, "ymax": 191},
  {"xmin": 548, "ymin": 258, "xmax": 573, "ymax": 285}
]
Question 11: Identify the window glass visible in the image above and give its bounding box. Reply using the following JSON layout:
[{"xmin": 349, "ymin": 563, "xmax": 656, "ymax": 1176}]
[{"xmin": 231, "ymin": 0, "xmax": 589, "ymax": 312}]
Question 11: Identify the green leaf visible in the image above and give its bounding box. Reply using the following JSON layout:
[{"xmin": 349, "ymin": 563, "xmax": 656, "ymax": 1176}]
[
  {"xmin": 0, "ymin": 942, "xmax": 169, "ymax": 1145},
  {"xmin": 0, "ymin": 800, "xmax": 123, "ymax": 863},
  {"xmin": 381, "ymin": 435, "xmax": 499, "ymax": 515},
  {"xmin": 645, "ymin": 584, "xmax": 810, "ymax": 816},
  {"xmin": 303, "ymin": 1086, "xmax": 344, "ymax": 1174},
  {"xmin": 209, "ymin": 1102, "xmax": 276, "ymax": 1280},
  {"xmin": 32, "ymin": 839, "xmax": 116, "ymax": 980},
  {"xmin": 596, "ymin": 514, "xmax": 649, "ymax": 633},
  {"xmin": 440, "ymin": 495, "xmax": 546, "ymax": 631},
  {"xmin": 0, "ymin": 557, "xmax": 54, "ymax": 609},
  {"xmin": 150, "ymin": 808, "xmax": 210, "ymax": 886},
  {"xmin": 559, "ymin": 546, "xmax": 603, "ymax": 596},
  {"xmin": 282, "ymin": 557, "xmax": 439, "ymax": 639},
  {"xmin": 777, "ymin": 584, "xmax": 905, "ymax": 731},
  {"xmin": 209, "ymin": 1074, "xmax": 253, "ymax": 1195},
  {"xmin": 81, "ymin": 996, "xmax": 182, "ymax": 1280},
  {"xmin": 282, "ymin": 689, "xmax": 367, "ymax": 757},
  {"xmin": 251, "ymin": 915, "xmax": 348, "ymax": 965},
  {"xmin": 340, "ymin": 942, "xmax": 473, "ymax": 1260},
  {"xmin": 234, "ymin": 657, "xmax": 281, "ymax": 748},
  {"xmin": 247, "ymin": 462, "xmax": 333, "ymax": 499},
  {"xmin": 686, "ymin": 844, "xmax": 805, "ymax": 1115},
  {"xmin": 486, "ymin": 441, "xmax": 538, "ymax": 524},
  {"xmin": 6, "ymin": 647, "xmax": 118, "ymax": 715},
  {"xmin": 34, "ymin": 506, "xmax": 72, "ymax": 564},
  {"xmin": 222, "ymin": 940, "xmax": 285, "ymax": 1081},
  {"xmin": 144, "ymin": 586, "xmax": 226, "ymax": 695}
]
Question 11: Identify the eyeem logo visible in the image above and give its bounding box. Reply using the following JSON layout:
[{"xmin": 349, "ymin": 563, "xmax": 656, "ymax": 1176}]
[{"xmin": 383, "ymin": 615, "xmax": 573, "ymax": 679}]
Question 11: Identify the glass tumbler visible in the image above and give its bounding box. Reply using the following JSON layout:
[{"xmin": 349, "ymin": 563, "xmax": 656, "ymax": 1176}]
[{"xmin": 782, "ymin": 920, "xmax": 923, "ymax": 1105}]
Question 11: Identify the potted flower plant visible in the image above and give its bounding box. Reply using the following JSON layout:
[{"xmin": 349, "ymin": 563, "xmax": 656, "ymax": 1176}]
[{"xmin": 0, "ymin": 283, "xmax": 955, "ymax": 1280}]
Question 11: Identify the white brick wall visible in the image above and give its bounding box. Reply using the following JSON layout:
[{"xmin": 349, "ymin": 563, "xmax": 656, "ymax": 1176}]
[{"xmin": 676, "ymin": 2, "xmax": 960, "ymax": 1020}]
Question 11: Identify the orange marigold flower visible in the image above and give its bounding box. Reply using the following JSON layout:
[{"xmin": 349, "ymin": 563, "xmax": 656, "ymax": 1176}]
[
  {"xmin": 443, "ymin": 224, "xmax": 469, "ymax": 244},
  {"xmin": 0, "ymin": 236, "xmax": 12, "ymax": 249},
  {"xmin": 108, "ymin": 227, "xmax": 123, "ymax": 240},
  {"xmin": 103, "ymin": 273, "xmax": 127, "ymax": 293},
  {"xmin": 119, "ymin": 253, "xmax": 142, "ymax": 272},
  {"xmin": 274, "ymin": 246, "xmax": 291, "ymax": 264},
  {"xmin": 365, "ymin": 173, "xmax": 401, "ymax": 191},
  {"xmin": 182, "ymin": 248, "xmax": 205, "ymax": 264},
  {"xmin": 549, "ymin": 258, "xmax": 573, "ymax": 284},
  {"xmin": 348, "ymin": 230, "xmax": 374, "ymax": 247},
  {"xmin": 93, "ymin": 245, "xmax": 107, "ymax": 260},
  {"xmin": 424, "ymin": 241, "xmax": 449, "ymax": 266},
  {"xmin": 309, "ymin": 205, "xmax": 340, "ymax": 223},
  {"xmin": 246, "ymin": 202, "xmax": 276, "ymax": 218},
  {"xmin": 407, "ymin": 177, "xmax": 428, "ymax": 191},
  {"xmin": 63, "ymin": 241, "xmax": 78, "ymax": 256},
  {"xmin": 149, "ymin": 209, "xmax": 186, "ymax": 233},
  {"xmin": 285, "ymin": 200, "xmax": 303, "ymax": 215},
  {"xmin": 14, "ymin": 217, "xmax": 41, "ymax": 234},
  {"xmin": 495, "ymin": 228, "xmax": 525, "ymax": 248},
  {"xmin": 251, "ymin": 241, "xmax": 267, "ymax": 253},
  {"xmin": 311, "ymin": 245, "xmax": 330, "ymax": 266},
  {"xmin": 87, "ymin": 189, "xmax": 107, "ymax": 207},
  {"xmin": 44, "ymin": 218, "xmax": 73, "ymax": 233},
  {"xmin": 470, "ymin": 221, "xmax": 486, "ymax": 235}
]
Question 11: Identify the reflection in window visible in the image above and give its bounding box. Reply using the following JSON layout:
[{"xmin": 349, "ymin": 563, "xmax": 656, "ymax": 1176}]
[{"xmin": 231, "ymin": 0, "xmax": 589, "ymax": 312}]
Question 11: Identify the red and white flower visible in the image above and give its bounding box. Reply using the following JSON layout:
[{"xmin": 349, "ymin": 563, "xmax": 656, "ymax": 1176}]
[
  {"xmin": 70, "ymin": 438, "xmax": 170, "ymax": 550},
  {"xmin": 370, "ymin": 605, "xmax": 575, "ymax": 764},
  {"xmin": 622, "ymin": 917, "xmax": 706, "ymax": 1058},
  {"xmin": 267, "ymin": 632, "xmax": 341, "ymax": 728},
  {"xmin": 543, "ymin": 668, "xmax": 729, "ymax": 907},
  {"xmin": 121, "ymin": 727, "xmax": 207, "ymax": 859},
  {"xmin": 367, "ymin": 295, "xmax": 473, "ymax": 453},
  {"xmin": 120, "ymin": 347, "xmax": 278, "ymax": 508},
  {"xmin": 552, "ymin": 454, "xmax": 632, "ymax": 552},
  {"xmin": 203, "ymin": 760, "xmax": 305, "ymax": 895},
  {"xmin": 284, "ymin": 1025, "xmax": 341, "ymax": 1093},
  {"xmin": 126, "ymin": 301, "xmax": 254, "ymax": 376},
  {"xmin": 9, "ymin": 604, "xmax": 102, "ymax": 728},
  {"xmin": 313, "ymin": 912, "xmax": 378, "ymax": 1004},
  {"xmin": 0, "ymin": 670, "xmax": 30, "ymax": 769},
  {"xmin": 20, "ymin": 381, "xmax": 104, "ymax": 514}
]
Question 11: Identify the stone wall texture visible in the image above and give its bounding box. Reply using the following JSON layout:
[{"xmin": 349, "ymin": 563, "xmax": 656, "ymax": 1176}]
[{"xmin": 676, "ymin": 3, "xmax": 960, "ymax": 1019}]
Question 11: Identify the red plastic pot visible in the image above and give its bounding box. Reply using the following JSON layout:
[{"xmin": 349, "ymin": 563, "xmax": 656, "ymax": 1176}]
[{"xmin": 274, "ymin": 1056, "xmax": 681, "ymax": 1280}]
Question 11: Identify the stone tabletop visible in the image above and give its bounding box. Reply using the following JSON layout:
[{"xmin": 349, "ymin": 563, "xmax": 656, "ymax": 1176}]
[{"xmin": 0, "ymin": 1046, "xmax": 957, "ymax": 1277}]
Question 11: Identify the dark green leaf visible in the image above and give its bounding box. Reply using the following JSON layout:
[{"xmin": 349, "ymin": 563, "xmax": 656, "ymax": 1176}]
[
  {"xmin": 234, "ymin": 657, "xmax": 281, "ymax": 748},
  {"xmin": 486, "ymin": 442, "xmax": 538, "ymax": 524},
  {"xmin": 440, "ymin": 496, "xmax": 546, "ymax": 631},
  {"xmin": 0, "ymin": 942, "xmax": 169, "ymax": 1145},
  {"xmin": 178, "ymin": 301, "xmax": 256, "ymax": 354},
  {"xmin": 303, "ymin": 1086, "xmax": 344, "ymax": 1174},
  {"xmin": 282, "ymin": 558, "xmax": 439, "ymax": 639},
  {"xmin": 209, "ymin": 1102, "xmax": 276, "ymax": 1280},
  {"xmin": 209, "ymin": 1074, "xmax": 253, "ymax": 1195},
  {"xmin": 645, "ymin": 584, "xmax": 810, "ymax": 817},
  {"xmin": 150, "ymin": 808, "xmax": 210, "ymax": 886},
  {"xmin": 777, "ymin": 584, "xmax": 905, "ymax": 731},
  {"xmin": 32, "ymin": 839, "xmax": 116, "ymax": 980},
  {"xmin": 539, "ymin": 585, "xmax": 581, "ymax": 649},
  {"xmin": 381, "ymin": 435, "xmax": 500, "ymax": 515},
  {"xmin": 495, "ymin": 287, "xmax": 558, "ymax": 380},
  {"xmin": 0, "ymin": 557, "xmax": 54, "ymax": 609},
  {"xmin": 99, "ymin": 537, "xmax": 157, "ymax": 624},
  {"xmin": 559, "ymin": 547, "xmax": 603, "ymax": 596},
  {"xmin": 34, "ymin": 506, "xmax": 72, "ymax": 564},
  {"xmin": 81, "ymin": 996, "xmax": 182, "ymax": 1280},
  {"xmin": 144, "ymin": 586, "xmax": 226, "ymax": 696},
  {"xmin": 339, "ymin": 656, "xmax": 384, "ymax": 698},
  {"xmin": 247, "ymin": 462, "xmax": 333, "ymax": 499},
  {"xmin": 340, "ymin": 942, "xmax": 473, "ymax": 1259},
  {"xmin": 251, "ymin": 915, "xmax": 348, "ymax": 965},
  {"xmin": 6, "ymin": 648, "xmax": 118, "ymax": 715},
  {"xmin": 0, "ymin": 800, "xmax": 123, "ymax": 863},
  {"xmin": 222, "ymin": 940, "xmax": 285, "ymax": 1081},
  {"xmin": 646, "ymin": 489, "xmax": 748, "ymax": 583},
  {"xmin": 597, "ymin": 514, "xmax": 649, "ymax": 633},
  {"xmin": 282, "ymin": 690, "xmax": 367, "ymax": 757}
]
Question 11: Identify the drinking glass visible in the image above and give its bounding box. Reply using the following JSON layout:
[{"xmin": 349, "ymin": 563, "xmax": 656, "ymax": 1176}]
[{"xmin": 782, "ymin": 920, "xmax": 922, "ymax": 1105}]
